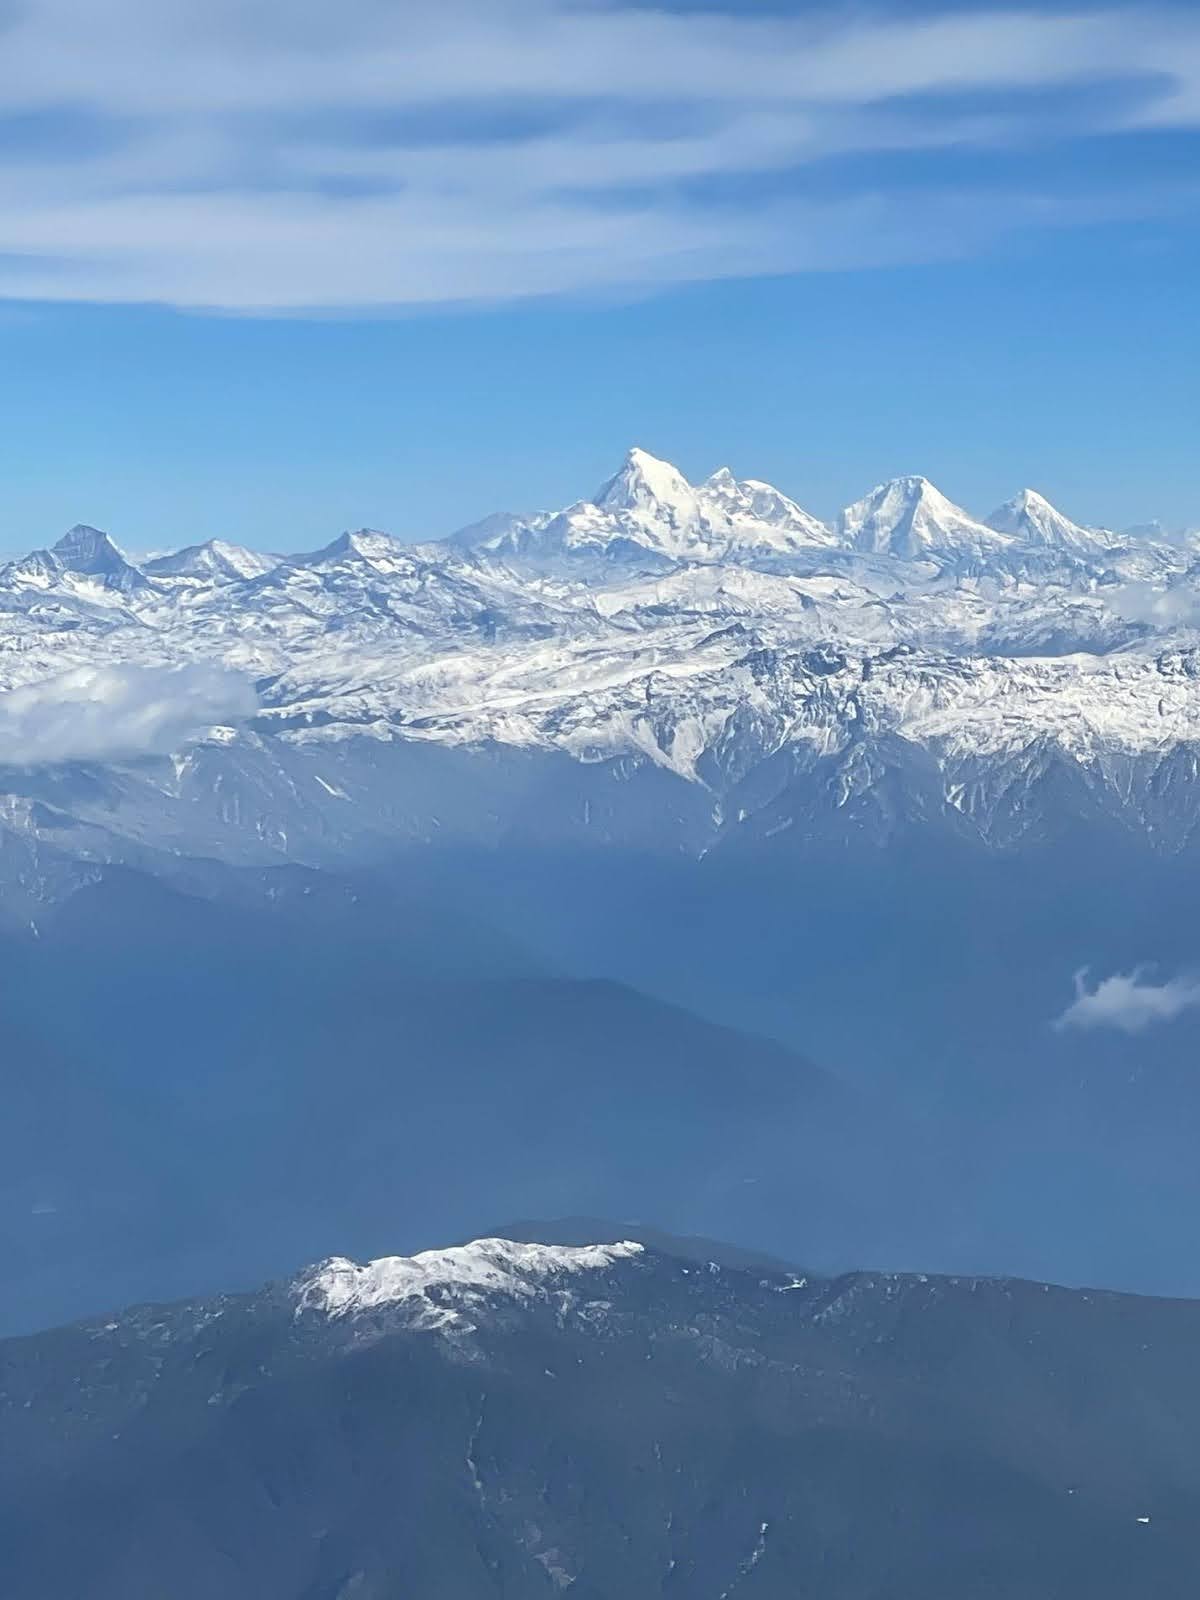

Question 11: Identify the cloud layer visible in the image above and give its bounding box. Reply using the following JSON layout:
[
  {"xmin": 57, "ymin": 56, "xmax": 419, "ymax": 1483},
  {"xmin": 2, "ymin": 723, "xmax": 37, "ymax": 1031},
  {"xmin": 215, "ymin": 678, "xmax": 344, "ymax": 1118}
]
[
  {"xmin": 0, "ymin": 2, "xmax": 1198, "ymax": 310},
  {"xmin": 0, "ymin": 664, "xmax": 257, "ymax": 767},
  {"xmin": 1055, "ymin": 967, "xmax": 1200, "ymax": 1034}
]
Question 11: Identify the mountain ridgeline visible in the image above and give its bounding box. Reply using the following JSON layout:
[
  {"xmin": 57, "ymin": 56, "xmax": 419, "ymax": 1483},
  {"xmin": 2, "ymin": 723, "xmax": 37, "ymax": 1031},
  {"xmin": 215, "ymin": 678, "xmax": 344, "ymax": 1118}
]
[
  {"xmin": 1, "ymin": 446, "xmax": 1200, "ymax": 898},
  {"xmin": 4, "ymin": 1228, "xmax": 1199, "ymax": 1599}
]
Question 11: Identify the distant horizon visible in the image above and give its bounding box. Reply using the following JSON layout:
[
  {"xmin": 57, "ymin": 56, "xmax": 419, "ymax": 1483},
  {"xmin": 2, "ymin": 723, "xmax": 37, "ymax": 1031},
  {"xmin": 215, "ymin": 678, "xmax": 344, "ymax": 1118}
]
[
  {"xmin": 8, "ymin": 444, "xmax": 1192, "ymax": 562},
  {"xmin": 2, "ymin": 2, "xmax": 1199, "ymax": 550}
]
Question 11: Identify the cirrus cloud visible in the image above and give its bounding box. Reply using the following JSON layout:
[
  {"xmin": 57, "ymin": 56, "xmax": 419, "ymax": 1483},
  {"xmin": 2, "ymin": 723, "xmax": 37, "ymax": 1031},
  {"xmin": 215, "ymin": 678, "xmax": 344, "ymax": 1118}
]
[{"xmin": 0, "ymin": 2, "xmax": 1198, "ymax": 310}]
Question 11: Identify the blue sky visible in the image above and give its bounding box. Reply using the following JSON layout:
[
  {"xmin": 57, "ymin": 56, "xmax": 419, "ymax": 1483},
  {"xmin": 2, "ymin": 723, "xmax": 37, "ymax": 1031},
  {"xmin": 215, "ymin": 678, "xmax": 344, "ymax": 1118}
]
[{"xmin": 0, "ymin": 0, "xmax": 1198, "ymax": 550}]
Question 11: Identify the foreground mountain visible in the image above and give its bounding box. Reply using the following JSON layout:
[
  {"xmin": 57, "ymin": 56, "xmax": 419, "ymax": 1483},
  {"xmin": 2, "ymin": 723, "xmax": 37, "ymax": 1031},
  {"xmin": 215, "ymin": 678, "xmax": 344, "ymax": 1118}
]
[{"xmin": 3, "ymin": 1227, "xmax": 1198, "ymax": 1598}]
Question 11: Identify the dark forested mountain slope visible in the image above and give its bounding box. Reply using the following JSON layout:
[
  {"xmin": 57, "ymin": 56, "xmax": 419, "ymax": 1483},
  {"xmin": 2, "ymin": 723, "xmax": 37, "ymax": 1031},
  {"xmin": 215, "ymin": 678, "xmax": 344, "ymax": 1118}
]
[
  {"xmin": 9, "ymin": 853, "xmax": 1200, "ymax": 1335},
  {"xmin": 2, "ymin": 1232, "xmax": 1198, "ymax": 1599}
]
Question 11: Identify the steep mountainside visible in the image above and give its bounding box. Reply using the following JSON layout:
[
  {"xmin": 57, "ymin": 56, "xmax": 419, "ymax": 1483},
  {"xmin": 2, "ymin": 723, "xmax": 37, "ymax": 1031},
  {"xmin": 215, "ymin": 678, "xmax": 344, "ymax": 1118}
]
[{"xmin": 3, "ymin": 1230, "xmax": 1199, "ymax": 1599}]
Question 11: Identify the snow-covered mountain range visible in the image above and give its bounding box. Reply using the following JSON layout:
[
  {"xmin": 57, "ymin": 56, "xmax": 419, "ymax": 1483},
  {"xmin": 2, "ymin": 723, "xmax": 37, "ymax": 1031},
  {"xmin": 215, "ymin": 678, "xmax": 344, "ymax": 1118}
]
[{"xmin": 3, "ymin": 446, "xmax": 1200, "ymax": 894}]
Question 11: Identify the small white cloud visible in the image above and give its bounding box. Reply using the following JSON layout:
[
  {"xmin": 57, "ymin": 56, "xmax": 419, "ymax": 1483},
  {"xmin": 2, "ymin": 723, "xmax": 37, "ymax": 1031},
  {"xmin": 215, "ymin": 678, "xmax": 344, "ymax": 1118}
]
[
  {"xmin": 1107, "ymin": 580, "xmax": 1200, "ymax": 630},
  {"xmin": 1054, "ymin": 966, "xmax": 1200, "ymax": 1034},
  {"xmin": 0, "ymin": 662, "xmax": 257, "ymax": 767}
]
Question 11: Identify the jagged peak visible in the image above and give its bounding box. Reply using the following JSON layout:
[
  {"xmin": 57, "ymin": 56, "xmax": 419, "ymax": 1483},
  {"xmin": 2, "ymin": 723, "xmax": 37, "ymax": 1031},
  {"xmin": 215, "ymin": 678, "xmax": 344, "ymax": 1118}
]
[
  {"xmin": 990, "ymin": 486, "xmax": 1069, "ymax": 521},
  {"xmin": 700, "ymin": 466, "xmax": 835, "ymax": 546},
  {"xmin": 300, "ymin": 528, "xmax": 404, "ymax": 566},
  {"xmin": 840, "ymin": 475, "xmax": 987, "ymax": 549},
  {"xmin": 842, "ymin": 475, "xmax": 960, "ymax": 522},
  {"xmin": 985, "ymin": 488, "xmax": 1111, "ymax": 551},
  {"xmin": 878, "ymin": 474, "xmax": 949, "ymax": 505},
  {"xmin": 208, "ymin": 537, "xmax": 261, "ymax": 561},
  {"xmin": 444, "ymin": 511, "xmax": 529, "ymax": 550},
  {"xmin": 594, "ymin": 448, "xmax": 698, "ymax": 521},
  {"xmin": 53, "ymin": 524, "xmax": 125, "ymax": 563},
  {"xmin": 37, "ymin": 523, "xmax": 149, "ymax": 589}
]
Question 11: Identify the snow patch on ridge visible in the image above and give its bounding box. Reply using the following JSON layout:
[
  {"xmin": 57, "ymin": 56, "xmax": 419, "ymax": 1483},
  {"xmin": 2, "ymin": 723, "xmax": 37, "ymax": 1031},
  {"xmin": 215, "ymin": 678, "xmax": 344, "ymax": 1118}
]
[{"xmin": 295, "ymin": 1237, "xmax": 645, "ymax": 1325}]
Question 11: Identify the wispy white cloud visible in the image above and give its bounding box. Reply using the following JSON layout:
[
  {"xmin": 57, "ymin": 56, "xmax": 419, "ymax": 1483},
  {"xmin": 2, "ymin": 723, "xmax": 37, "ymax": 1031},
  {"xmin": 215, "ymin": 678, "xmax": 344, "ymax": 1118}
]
[
  {"xmin": 0, "ymin": 2, "xmax": 1197, "ymax": 310},
  {"xmin": 1055, "ymin": 966, "xmax": 1200, "ymax": 1033},
  {"xmin": 0, "ymin": 664, "xmax": 256, "ymax": 767},
  {"xmin": 1107, "ymin": 578, "xmax": 1200, "ymax": 629}
]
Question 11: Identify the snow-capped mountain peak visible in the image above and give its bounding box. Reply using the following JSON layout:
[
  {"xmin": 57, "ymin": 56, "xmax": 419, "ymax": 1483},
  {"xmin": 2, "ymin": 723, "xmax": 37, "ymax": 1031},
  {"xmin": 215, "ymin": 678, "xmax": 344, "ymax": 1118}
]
[
  {"xmin": 594, "ymin": 447, "xmax": 700, "ymax": 527},
  {"xmin": 445, "ymin": 510, "xmax": 541, "ymax": 551},
  {"xmin": 295, "ymin": 1237, "xmax": 644, "ymax": 1327},
  {"xmin": 53, "ymin": 524, "xmax": 139, "ymax": 578},
  {"xmin": 839, "ymin": 476, "xmax": 1015, "ymax": 569},
  {"xmin": 300, "ymin": 528, "xmax": 405, "ymax": 567},
  {"xmin": 700, "ymin": 467, "xmax": 837, "ymax": 549},
  {"xmin": 145, "ymin": 539, "xmax": 280, "ymax": 583},
  {"xmin": 985, "ymin": 488, "xmax": 1114, "ymax": 554},
  {"xmin": 451, "ymin": 449, "xmax": 839, "ymax": 570},
  {"xmin": 3, "ymin": 524, "xmax": 152, "ymax": 594},
  {"xmin": 55, "ymin": 523, "xmax": 116, "ymax": 560}
]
